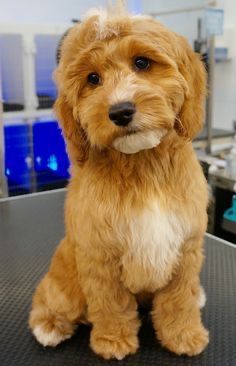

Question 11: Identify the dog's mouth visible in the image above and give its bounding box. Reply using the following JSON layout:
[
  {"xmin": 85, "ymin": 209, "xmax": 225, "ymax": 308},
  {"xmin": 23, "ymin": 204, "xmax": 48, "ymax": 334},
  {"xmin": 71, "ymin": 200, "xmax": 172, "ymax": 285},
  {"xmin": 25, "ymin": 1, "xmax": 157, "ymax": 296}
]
[
  {"xmin": 126, "ymin": 127, "xmax": 140, "ymax": 136},
  {"xmin": 112, "ymin": 128, "xmax": 167, "ymax": 154}
]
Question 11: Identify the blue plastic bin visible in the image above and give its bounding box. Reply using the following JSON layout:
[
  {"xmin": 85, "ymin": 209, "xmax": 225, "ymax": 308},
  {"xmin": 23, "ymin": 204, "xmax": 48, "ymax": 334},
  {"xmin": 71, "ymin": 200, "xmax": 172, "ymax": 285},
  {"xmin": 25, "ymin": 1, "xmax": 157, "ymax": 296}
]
[
  {"xmin": 4, "ymin": 124, "xmax": 31, "ymax": 195},
  {"xmin": 33, "ymin": 121, "xmax": 69, "ymax": 191}
]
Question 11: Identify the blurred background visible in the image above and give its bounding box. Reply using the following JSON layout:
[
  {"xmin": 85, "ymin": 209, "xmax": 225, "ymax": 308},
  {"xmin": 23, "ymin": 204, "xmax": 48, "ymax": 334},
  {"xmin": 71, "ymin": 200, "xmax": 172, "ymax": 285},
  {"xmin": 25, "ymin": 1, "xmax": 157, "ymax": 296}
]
[{"xmin": 0, "ymin": 0, "xmax": 236, "ymax": 242}]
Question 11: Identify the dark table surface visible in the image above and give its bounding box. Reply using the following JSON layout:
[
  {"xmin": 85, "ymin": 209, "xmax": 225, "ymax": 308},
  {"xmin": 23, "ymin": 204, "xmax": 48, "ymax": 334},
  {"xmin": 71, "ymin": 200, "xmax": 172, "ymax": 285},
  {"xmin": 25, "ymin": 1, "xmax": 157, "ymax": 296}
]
[{"xmin": 0, "ymin": 189, "xmax": 236, "ymax": 366}]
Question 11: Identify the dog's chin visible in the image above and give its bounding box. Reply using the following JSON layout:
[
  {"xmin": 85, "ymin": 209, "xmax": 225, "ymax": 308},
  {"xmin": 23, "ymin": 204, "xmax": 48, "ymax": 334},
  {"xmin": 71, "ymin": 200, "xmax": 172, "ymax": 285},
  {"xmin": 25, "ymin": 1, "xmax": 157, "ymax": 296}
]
[{"xmin": 112, "ymin": 129, "xmax": 167, "ymax": 154}]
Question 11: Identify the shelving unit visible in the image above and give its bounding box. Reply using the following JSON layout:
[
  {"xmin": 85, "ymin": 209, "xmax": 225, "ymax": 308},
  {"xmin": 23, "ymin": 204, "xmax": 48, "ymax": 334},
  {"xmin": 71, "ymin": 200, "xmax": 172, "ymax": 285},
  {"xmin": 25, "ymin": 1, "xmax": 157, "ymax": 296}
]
[
  {"xmin": 0, "ymin": 23, "xmax": 70, "ymax": 196},
  {"xmin": 3, "ymin": 109, "xmax": 55, "ymax": 124}
]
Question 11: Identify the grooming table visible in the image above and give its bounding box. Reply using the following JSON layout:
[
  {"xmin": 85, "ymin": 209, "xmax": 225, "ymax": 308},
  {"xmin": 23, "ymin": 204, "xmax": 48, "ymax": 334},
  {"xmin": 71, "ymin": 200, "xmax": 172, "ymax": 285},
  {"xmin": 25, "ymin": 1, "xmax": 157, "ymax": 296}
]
[{"xmin": 0, "ymin": 189, "xmax": 235, "ymax": 366}]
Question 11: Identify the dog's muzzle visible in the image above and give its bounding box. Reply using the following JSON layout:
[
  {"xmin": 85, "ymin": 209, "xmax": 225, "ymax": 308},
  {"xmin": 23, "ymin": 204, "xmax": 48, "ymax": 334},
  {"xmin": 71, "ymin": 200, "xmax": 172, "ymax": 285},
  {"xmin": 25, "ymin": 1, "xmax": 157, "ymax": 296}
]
[{"xmin": 109, "ymin": 102, "xmax": 136, "ymax": 127}]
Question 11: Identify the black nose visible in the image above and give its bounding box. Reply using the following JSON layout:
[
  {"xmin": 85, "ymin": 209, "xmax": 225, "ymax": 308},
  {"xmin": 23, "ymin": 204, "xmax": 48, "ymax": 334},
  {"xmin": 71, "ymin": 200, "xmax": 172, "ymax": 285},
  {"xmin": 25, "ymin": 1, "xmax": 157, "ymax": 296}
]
[{"xmin": 109, "ymin": 102, "xmax": 136, "ymax": 126}]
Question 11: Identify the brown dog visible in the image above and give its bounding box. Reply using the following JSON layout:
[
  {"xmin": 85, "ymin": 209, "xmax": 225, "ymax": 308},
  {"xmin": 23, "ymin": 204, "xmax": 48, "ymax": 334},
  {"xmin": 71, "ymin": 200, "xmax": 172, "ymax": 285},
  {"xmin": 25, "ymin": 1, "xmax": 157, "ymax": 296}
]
[{"xmin": 29, "ymin": 4, "xmax": 209, "ymax": 360}]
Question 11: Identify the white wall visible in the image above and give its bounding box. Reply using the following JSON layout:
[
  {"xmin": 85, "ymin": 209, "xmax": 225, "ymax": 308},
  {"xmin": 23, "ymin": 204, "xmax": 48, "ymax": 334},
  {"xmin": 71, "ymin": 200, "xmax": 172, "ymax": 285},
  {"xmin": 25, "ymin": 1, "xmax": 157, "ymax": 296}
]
[
  {"xmin": 141, "ymin": 0, "xmax": 207, "ymax": 42},
  {"xmin": 141, "ymin": 0, "xmax": 207, "ymax": 14},
  {"xmin": 213, "ymin": 0, "xmax": 236, "ymax": 130},
  {"xmin": 0, "ymin": 0, "xmax": 106, "ymax": 24},
  {"xmin": 0, "ymin": 0, "xmax": 142, "ymax": 24},
  {"xmin": 152, "ymin": 10, "xmax": 205, "ymax": 49}
]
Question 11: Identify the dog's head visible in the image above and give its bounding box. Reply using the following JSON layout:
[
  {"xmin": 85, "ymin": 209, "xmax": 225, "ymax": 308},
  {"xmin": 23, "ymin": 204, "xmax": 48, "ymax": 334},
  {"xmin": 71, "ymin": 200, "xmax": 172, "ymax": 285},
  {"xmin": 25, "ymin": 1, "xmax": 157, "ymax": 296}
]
[{"xmin": 54, "ymin": 5, "xmax": 206, "ymax": 163}]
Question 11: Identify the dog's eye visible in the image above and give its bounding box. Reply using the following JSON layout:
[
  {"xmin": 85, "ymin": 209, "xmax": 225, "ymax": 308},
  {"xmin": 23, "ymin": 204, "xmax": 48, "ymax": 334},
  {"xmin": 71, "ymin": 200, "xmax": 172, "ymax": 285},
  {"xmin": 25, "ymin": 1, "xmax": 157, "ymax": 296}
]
[
  {"xmin": 87, "ymin": 73, "xmax": 100, "ymax": 85},
  {"xmin": 134, "ymin": 57, "xmax": 150, "ymax": 70}
]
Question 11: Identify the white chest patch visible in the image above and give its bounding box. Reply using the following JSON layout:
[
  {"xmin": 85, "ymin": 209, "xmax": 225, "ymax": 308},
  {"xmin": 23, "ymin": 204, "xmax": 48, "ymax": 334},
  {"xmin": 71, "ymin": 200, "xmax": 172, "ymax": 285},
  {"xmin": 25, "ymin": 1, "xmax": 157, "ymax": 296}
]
[{"xmin": 121, "ymin": 203, "xmax": 190, "ymax": 293}]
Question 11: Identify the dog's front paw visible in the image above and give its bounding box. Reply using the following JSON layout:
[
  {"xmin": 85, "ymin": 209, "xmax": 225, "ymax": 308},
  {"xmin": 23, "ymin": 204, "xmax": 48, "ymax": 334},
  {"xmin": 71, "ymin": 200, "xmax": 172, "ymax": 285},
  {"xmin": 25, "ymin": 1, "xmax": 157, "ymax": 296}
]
[
  {"xmin": 90, "ymin": 327, "xmax": 139, "ymax": 360},
  {"xmin": 158, "ymin": 324, "xmax": 209, "ymax": 356}
]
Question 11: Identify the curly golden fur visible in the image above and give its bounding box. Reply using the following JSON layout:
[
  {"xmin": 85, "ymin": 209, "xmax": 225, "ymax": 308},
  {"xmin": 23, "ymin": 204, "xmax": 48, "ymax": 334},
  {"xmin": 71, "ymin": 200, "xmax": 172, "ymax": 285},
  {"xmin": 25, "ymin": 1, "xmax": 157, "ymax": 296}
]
[{"xmin": 29, "ymin": 5, "xmax": 209, "ymax": 360}]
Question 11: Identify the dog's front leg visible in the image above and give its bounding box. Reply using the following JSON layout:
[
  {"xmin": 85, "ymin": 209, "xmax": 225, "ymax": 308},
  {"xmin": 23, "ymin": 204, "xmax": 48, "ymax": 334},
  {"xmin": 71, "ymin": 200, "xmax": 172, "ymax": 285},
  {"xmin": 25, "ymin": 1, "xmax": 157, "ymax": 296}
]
[
  {"xmin": 79, "ymin": 248, "xmax": 140, "ymax": 360},
  {"xmin": 152, "ymin": 236, "xmax": 209, "ymax": 356}
]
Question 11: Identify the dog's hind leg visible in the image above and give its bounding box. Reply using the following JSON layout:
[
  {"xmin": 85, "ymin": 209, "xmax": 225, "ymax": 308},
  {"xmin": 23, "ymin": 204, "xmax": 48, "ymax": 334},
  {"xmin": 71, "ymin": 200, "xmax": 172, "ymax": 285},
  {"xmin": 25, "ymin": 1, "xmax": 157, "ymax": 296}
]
[{"xmin": 29, "ymin": 238, "xmax": 86, "ymax": 347}]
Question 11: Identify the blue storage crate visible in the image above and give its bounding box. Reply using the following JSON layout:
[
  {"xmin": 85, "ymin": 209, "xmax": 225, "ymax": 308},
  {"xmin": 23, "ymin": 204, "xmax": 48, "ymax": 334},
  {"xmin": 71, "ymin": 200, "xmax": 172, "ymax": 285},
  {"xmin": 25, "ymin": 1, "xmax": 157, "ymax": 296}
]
[
  {"xmin": 33, "ymin": 121, "xmax": 69, "ymax": 190},
  {"xmin": 4, "ymin": 124, "xmax": 31, "ymax": 195}
]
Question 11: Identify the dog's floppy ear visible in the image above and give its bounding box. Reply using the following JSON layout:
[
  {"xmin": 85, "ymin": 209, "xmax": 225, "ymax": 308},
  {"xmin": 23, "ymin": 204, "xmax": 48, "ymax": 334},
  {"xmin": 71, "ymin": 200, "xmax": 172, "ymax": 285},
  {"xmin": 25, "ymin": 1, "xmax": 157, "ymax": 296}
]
[
  {"xmin": 54, "ymin": 93, "xmax": 89, "ymax": 165},
  {"xmin": 175, "ymin": 36, "xmax": 206, "ymax": 140},
  {"xmin": 54, "ymin": 24, "xmax": 90, "ymax": 166}
]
